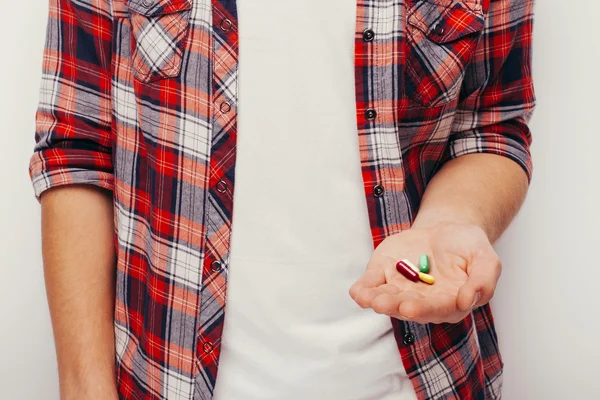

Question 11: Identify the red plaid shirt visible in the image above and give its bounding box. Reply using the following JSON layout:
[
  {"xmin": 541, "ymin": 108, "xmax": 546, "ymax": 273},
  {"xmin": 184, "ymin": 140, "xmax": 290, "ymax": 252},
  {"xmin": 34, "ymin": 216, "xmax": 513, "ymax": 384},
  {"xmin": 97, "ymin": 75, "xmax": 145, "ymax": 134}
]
[{"xmin": 29, "ymin": 0, "xmax": 535, "ymax": 398}]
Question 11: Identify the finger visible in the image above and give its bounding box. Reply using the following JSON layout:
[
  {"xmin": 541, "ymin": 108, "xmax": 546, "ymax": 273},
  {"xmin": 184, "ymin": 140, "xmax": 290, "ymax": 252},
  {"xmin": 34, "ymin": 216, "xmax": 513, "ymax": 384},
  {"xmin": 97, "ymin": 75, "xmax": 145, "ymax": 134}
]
[
  {"xmin": 351, "ymin": 287, "xmax": 382, "ymax": 308},
  {"xmin": 371, "ymin": 291, "xmax": 424, "ymax": 319},
  {"xmin": 370, "ymin": 293, "xmax": 401, "ymax": 315},
  {"xmin": 356, "ymin": 284, "xmax": 403, "ymax": 311},
  {"xmin": 400, "ymin": 292, "xmax": 468, "ymax": 324},
  {"xmin": 387, "ymin": 273, "xmax": 416, "ymax": 288},
  {"xmin": 457, "ymin": 248, "xmax": 502, "ymax": 311},
  {"xmin": 397, "ymin": 298, "xmax": 434, "ymax": 323},
  {"xmin": 350, "ymin": 267, "xmax": 385, "ymax": 292},
  {"xmin": 349, "ymin": 268, "xmax": 386, "ymax": 300},
  {"xmin": 378, "ymin": 283, "xmax": 403, "ymax": 295}
]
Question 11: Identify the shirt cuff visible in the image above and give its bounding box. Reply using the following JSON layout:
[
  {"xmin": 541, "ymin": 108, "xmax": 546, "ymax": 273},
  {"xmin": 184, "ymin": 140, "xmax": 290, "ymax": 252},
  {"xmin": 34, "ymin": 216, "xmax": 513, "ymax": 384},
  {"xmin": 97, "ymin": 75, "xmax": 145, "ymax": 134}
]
[
  {"xmin": 448, "ymin": 132, "xmax": 533, "ymax": 183},
  {"xmin": 29, "ymin": 149, "xmax": 114, "ymax": 201}
]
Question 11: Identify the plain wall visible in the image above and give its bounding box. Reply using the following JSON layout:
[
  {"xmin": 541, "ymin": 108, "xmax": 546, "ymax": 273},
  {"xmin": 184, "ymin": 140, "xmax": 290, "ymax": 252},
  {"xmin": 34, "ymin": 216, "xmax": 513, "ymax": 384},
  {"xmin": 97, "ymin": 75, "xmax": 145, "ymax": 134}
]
[{"xmin": 0, "ymin": 0, "xmax": 598, "ymax": 399}]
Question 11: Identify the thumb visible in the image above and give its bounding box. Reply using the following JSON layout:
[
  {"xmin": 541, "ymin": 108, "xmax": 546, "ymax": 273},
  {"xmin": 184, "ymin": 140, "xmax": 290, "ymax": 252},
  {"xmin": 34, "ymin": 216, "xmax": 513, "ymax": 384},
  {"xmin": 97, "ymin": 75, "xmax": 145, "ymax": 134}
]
[{"xmin": 456, "ymin": 248, "xmax": 501, "ymax": 311}]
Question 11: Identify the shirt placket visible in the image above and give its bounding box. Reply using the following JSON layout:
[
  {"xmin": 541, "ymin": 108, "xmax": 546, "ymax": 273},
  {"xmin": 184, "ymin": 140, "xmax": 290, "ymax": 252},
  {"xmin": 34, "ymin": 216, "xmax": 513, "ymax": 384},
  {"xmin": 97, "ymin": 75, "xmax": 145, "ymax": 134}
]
[
  {"xmin": 193, "ymin": 0, "xmax": 240, "ymax": 398},
  {"xmin": 353, "ymin": 0, "xmax": 427, "ymax": 397}
]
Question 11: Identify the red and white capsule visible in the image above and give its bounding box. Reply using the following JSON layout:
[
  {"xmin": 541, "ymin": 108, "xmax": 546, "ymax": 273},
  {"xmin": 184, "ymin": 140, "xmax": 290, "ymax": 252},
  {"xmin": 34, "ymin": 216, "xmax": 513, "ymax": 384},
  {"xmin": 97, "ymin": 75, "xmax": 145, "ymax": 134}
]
[{"xmin": 396, "ymin": 259, "xmax": 419, "ymax": 282}]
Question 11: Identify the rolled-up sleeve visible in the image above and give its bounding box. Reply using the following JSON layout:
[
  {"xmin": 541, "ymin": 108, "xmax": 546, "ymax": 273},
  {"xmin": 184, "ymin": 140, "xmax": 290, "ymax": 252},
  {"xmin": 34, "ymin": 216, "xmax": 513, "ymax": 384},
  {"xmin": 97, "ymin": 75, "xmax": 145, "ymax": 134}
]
[
  {"xmin": 29, "ymin": 0, "xmax": 114, "ymax": 199},
  {"xmin": 448, "ymin": 0, "xmax": 536, "ymax": 181}
]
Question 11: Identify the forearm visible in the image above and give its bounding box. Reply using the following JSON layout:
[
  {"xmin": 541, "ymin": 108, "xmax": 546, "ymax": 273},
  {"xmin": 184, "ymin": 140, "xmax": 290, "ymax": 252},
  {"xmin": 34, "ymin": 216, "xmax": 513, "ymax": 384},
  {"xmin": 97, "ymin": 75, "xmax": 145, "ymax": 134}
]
[
  {"xmin": 41, "ymin": 186, "xmax": 118, "ymax": 400},
  {"xmin": 413, "ymin": 153, "xmax": 529, "ymax": 243}
]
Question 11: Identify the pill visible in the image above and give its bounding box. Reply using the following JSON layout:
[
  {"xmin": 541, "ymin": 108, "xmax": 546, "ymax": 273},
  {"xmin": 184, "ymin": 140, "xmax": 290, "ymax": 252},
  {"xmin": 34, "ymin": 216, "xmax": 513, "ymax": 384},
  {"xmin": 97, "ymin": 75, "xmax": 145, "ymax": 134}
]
[
  {"xmin": 402, "ymin": 258, "xmax": 419, "ymax": 273},
  {"xmin": 396, "ymin": 260, "xmax": 419, "ymax": 282},
  {"xmin": 419, "ymin": 254, "xmax": 430, "ymax": 273},
  {"xmin": 418, "ymin": 272, "xmax": 435, "ymax": 285}
]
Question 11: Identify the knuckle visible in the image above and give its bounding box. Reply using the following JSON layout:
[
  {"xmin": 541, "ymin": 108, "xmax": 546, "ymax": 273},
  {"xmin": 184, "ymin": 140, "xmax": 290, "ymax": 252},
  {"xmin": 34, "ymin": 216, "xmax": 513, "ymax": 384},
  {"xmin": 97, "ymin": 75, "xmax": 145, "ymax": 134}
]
[
  {"xmin": 495, "ymin": 257, "xmax": 503, "ymax": 275},
  {"xmin": 479, "ymin": 285, "xmax": 495, "ymax": 303},
  {"xmin": 372, "ymin": 302, "xmax": 388, "ymax": 314},
  {"xmin": 486, "ymin": 286, "xmax": 496, "ymax": 301},
  {"xmin": 354, "ymin": 291, "xmax": 371, "ymax": 308},
  {"xmin": 398, "ymin": 304, "xmax": 419, "ymax": 321},
  {"xmin": 371, "ymin": 296, "xmax": 393, "ymax": 314},
  {"xmin": 348, "ymin": 284, "xmax": 359, "ymax": 299}
]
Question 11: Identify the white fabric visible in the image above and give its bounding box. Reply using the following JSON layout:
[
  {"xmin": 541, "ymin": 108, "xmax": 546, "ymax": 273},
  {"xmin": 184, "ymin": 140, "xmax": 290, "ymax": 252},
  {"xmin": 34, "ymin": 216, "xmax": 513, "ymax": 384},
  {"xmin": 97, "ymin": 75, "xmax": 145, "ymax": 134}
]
[{"xmin": 213, "ymin": 1, "xmax": 417, "ymax": 399}]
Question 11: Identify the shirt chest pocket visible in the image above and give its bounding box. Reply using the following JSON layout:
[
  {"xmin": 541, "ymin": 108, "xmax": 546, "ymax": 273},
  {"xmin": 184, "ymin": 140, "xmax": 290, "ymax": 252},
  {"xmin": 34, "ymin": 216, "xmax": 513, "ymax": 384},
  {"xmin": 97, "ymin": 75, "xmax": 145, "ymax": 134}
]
[
  {"xmin": 405, "ymin": 0, "xmax": 485, "ymax": 107},
  {"xmin": 127, "ymin": 0, "xmax": 192, "ymax": 82}
]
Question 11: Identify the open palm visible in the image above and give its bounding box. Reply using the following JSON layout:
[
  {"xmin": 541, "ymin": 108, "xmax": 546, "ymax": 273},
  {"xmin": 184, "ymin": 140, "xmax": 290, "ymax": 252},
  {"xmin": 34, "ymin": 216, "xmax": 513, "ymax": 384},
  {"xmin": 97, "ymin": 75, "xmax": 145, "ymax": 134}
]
[{"xmin": 349, "ymin": 223, "xmax": 501, "ymax": 324}]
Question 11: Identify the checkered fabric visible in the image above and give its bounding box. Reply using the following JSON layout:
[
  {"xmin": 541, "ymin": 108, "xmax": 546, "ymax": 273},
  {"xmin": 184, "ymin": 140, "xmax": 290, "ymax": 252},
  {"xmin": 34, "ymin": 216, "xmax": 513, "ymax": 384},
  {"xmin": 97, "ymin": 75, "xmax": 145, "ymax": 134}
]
[
  {"xmin": 129, "ymin": 6, "xmax": 192, "ymax": 82},
  {"xmin": 29, "ymin": 0, "xmax": 535, "ymax": 398}
]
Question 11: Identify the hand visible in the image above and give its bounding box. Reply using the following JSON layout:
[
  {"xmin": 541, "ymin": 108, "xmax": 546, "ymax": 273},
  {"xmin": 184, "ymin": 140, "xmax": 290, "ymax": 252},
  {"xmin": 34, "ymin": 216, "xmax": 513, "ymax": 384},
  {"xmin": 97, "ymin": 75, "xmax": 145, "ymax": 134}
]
[{"xmin": 349, "ymin": 223, "xmax": 501, "ymax": 324}]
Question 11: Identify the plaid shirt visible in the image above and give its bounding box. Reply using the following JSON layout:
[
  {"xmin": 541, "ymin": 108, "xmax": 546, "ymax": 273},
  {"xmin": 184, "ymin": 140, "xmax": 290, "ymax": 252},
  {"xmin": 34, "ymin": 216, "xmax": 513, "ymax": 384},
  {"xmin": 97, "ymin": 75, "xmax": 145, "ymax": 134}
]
[{"xmin": 29, "ymin": 0, "xmax": 535, "ymax": 398}]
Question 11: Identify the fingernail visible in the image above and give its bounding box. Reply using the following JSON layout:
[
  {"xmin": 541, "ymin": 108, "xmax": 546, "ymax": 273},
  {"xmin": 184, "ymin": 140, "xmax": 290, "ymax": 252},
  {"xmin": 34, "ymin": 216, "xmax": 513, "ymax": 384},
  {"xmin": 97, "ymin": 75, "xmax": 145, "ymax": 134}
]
[{"xmin": 470, "ymin": 291, "xmax": 481, "ymax": 309}]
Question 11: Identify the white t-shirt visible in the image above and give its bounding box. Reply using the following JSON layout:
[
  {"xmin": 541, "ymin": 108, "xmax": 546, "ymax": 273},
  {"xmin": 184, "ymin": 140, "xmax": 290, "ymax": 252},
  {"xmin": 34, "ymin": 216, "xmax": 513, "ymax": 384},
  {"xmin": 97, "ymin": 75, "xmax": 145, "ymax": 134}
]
[{"xmin": 212, "ymin": 1, "xmax": 417, "ymax": 399}]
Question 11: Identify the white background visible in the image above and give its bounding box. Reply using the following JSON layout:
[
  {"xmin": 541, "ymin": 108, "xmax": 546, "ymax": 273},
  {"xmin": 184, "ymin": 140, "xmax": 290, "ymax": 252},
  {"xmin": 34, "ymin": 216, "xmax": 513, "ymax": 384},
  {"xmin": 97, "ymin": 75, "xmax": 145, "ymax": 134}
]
[{"xmin": 0, "ymin": 0, "xmax": 598, "ymax": 399}]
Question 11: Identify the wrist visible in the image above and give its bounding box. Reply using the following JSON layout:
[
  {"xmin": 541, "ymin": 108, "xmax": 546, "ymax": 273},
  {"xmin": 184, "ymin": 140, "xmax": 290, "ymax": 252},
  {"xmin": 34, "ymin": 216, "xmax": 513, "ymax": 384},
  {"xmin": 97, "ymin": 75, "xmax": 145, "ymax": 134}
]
[
  {"xmin": 412, "ymin": 208, "xmax": 485, "ymax": 232},
  {"xmin": 61, "ymin": 381, "xmax": 119, "ymax": 400},
  {"xmin": 59, "ymin": 363, "xmax": 118, "ymax": 400}
]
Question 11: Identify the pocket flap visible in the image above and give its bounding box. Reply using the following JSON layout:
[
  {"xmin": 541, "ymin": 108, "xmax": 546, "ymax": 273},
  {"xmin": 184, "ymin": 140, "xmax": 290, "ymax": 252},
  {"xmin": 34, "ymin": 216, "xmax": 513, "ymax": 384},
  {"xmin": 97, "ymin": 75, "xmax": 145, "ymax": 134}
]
[
  {"xmin": 408, "ymin": 1, "xmax": 485, "ymax": 44},
  {"xmin": 126, "ymin": 0, "xmax": 192, "ymax": 17}
]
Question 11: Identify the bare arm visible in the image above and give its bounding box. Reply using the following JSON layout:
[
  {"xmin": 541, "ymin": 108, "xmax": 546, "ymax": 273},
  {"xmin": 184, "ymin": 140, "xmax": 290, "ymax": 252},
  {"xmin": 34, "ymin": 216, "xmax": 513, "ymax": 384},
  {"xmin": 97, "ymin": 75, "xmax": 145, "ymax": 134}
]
[
  {"xmin": 41, "ymin": 186, "xmax": 117, "ymax": 400},
  {"xmin": 350, "ymin": 0, "xmax": 535, "ymax": 322},
  {"xmin": 410, "ymin": 0, "xmax": 536, "ymax": 243},
  {"xmin": 29, "ymin": 0, "xmax": 116, "ymax": 394},
  {"xmin": 350, "ymin": 155, "xmax": 530, "ymax": 322},
  {"xmin": 413, "ymin": 153, "xmax": 529, "ymax": 243}
]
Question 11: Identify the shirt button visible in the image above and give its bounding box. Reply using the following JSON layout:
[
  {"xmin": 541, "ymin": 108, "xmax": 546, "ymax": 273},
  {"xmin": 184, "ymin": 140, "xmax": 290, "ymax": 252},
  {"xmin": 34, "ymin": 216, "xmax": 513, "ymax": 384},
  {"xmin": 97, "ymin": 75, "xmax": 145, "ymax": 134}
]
[
  {"xmin": 403, "ymin": 332, "xmax": 415, "ymax": 346},
  {"xmin": 203, "ymin": 341, "xmax": 214, "ymax": 354},
  {"xmin": 220, "ymin": 102, "xmax": 231, "ymax": 114},
  {"xmin": 373, "ymin": 184, "xmax": 385, "ymax": 198},
  {"xmin": 141, "ymin": 0, "xmax": 153, "ymax": 7},
  {"xmin": 216, "ymin": 180, "xmax": 228, "ymax": 193},
  {"xmin": 211, "ymin": 261, "xmax": 222, "ymax": 272},
  {"xmin": 433, "ymin": 24, "xmax": 445, "ymax": 36},
  {"xmin": 220, "ymin": 18, "xmax": 233, "ymax": 32},
  {"xmin": 365, "ymin": 108, "xmax": 377, "ymax": 121},
  {"xmin": 362, "ymin": 28, "xmax": 375, "ymax": 42}
]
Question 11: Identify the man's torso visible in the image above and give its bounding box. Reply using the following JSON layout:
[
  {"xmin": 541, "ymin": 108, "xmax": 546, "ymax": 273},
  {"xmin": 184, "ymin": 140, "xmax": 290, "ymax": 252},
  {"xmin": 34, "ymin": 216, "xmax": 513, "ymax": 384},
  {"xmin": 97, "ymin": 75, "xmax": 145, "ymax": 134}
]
[
  {"xmin": 31, "ymin": 0, "xmax": 536, "ymax": 398},
  {"xmin": 212, "ymin": 1, "xmax": 414, "ymax": 398}
]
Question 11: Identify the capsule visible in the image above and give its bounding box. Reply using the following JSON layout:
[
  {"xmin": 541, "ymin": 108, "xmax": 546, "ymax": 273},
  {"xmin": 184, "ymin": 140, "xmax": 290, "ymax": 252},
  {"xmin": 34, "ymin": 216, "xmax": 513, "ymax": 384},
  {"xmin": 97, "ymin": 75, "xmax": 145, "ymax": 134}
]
[
  {"xmin": 396, "ymin": 260, "xmax": 419, "ymax": 282},
  {"xmin": 403, "ymin": 259, "xmax": 419, "ymax": 273},
  {"xmin": 418, "ymin": 272, "xmax": 435, "ymax": 285},
  {"xmin": 419, "ymin": 254, "xmax": 430, "ymax": 273}
]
